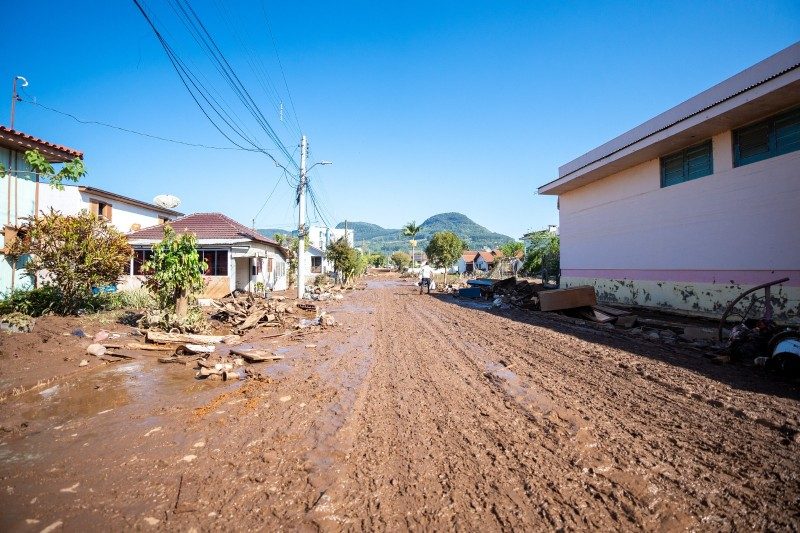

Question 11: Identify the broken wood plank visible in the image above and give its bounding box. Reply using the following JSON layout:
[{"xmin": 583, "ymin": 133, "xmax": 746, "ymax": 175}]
[
  {"xmin": 239, "ymin": 309, "xmax": 267, "ymax": 331},
  {"xmin": 125, "ymin": 342, "xmax": 178, "ymax": 352},
  {"xmin": 539, "ymin": 286, "xmax": 597, "ymax": 312},
  {"xmin": 102, "ymin": 350, "xmax": 136, "ymax": 359},
  {"xmin": 229, "ymin": 348, "xmax": 285, "ymax": 363},
  {"xmin": 577, "ymin": 307, "xmax": 615, "ymax": 323},
  {"xmin": 593, "ymin": 304, "xmax": 631, "ymax": 317},
  {"xmin": 146, "ymin": 331, "xmax": 239, "ymax": 345}
]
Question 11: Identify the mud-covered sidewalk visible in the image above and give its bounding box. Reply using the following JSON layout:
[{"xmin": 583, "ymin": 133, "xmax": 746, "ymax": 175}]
[{"xmin": 1, "ymin": 278, "xmax": 799, "ymax": 531}]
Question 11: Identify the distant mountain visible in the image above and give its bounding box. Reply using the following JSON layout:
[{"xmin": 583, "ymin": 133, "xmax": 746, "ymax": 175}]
[
  {"xmin": 336, "ymin": 212, "xmax": 513, "ymax": 255},
  {"xmin": 259, "ymin": 228, "xmax": 296, "ymax": 238}
]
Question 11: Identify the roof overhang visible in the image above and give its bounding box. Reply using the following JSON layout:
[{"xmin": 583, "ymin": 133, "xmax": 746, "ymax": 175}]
[
  {"xmin": 0, "ymin": 126, "xmax": 83, "ymax": 163},
  {"xmin": 79, "ymin": 186, "xmax": 183, "ymax": 217},
  {"xmin": 539, "ymin": 42, "xmax": 800, "ymax": 196}
]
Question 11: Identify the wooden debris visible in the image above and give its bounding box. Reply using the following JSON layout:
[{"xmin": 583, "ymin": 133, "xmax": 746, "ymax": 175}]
[
  {"xmin": 125, "ymin": 342, "xmax": 178, "ymax": 352},
  {"xmin": 577, "ymin": 307, "xmax": 616, "ymax": 323},
  {"xmin": 615, "ymin": 315, "xmax": 638, "ymax": 328},
  {"xmin": 210, "ymin": 293, "xmax": 288, "ymax": 334},
  {"xmin": 229, "ymin": 348, "xmax": 285, "ymax": 363},
  {"xmin": 296, "ymin": 303, "xmax": 317, "ymax": 312},
  {"xmin": 146, "ymin": 331, "xmax": 238, "ymax": 345},
  {"xmin": 539, "ymin": 286, "xmax": 597, "ymax": 312}
]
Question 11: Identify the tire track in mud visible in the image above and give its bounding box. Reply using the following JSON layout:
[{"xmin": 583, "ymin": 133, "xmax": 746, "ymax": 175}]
[
  {"xmin": 324, "ymin": 287, "xmax": 652, "ymax": 530},
  {"xmin": 415, "ymin": 291, "xmax": 800, "ymax": 530}
]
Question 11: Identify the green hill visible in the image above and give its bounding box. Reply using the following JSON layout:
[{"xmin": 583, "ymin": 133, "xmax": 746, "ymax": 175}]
[{"xmin": 336, "ymin": 212, "xmax": 513, "ymax": 255}]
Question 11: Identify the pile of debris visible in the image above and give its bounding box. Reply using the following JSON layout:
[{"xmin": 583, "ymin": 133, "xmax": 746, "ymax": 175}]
[
  {"xmin": 303, "ymin": 285, "xmax": 346, "ymax": 301},
  {"xmin": 492, "ymin": 278, "xmax": 543, "ymax": 309},
  {"xmin": 209, "ymin": 293, "xmax": 294, "ymax": 334}
]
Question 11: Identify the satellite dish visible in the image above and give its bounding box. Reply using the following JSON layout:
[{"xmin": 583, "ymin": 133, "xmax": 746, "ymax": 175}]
[{"xmin": 153, "ymin": 194, "xmax": 181, "ymax": 209}]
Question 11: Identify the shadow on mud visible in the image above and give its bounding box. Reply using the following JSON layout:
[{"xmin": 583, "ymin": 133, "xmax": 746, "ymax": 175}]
[{"xmin": 430, "ymin": 293, "xmax": 800, "ymax": 402}]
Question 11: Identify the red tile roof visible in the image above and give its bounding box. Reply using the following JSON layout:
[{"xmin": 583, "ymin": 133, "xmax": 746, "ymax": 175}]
[
  {"xmin": 127, "ymin": 212, "xmax": 282, "ymax": 248},
  {"xmin": 461, "ymin": 251, "xmax": 478, "ymax": 262},
  {"xmin": 477, "ymin": 251, "xmax": 496, "ymax": 263},
  {"xmin": 0, "ymin": 126, "xmax": 83, "ymax": 163}
]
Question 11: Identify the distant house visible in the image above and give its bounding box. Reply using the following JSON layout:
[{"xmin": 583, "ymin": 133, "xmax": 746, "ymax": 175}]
[
  {"xmin": 303, "ymin": 225, "xmax": 354, "ymax": 276},
  {"xmin": 458, "ymin": 251, "xmax": 479, "ymax": 274},
  {"xmin": 538, "ymin": 42, "xmax": 800, "ymax": 320},
  {"xmin": 126, "ymin": 213, "xmax": 289, "ymax": 298},
  {"xmin": 474, "ymin": 251, "xmax": 497, "ymax": 272}
]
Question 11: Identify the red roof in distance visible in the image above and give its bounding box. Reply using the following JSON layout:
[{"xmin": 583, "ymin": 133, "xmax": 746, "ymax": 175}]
[{"xmin": 127, "ymin": 212, "xmax": 281, "ymax": 247}]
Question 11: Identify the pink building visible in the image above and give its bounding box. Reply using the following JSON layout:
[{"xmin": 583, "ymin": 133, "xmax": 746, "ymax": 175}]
[{"xmin": 538, "ymin": 42, "xmax": 800, "ymax": 322}]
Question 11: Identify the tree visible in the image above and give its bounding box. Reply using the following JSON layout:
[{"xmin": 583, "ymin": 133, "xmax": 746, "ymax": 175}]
[
  {"xmin": 23, "ymin": 149, "xmax": 86, "ymax": 190},
  {"xmin": 523, "ymin": 230, "xmax": 560, "ymax": 283},
  {"xmin": 9, "ymin": 209, "xmax": 131, "ymax": 314},
  {"xmin": 425, "ymin": 231, "xmax": 464, "ymax": 287},
  {"xmin": 326, "ymin": 236, "xmax": 365, "ymax": 285},
  {"xmin": 499, "ymin": 241, "xmax": 524, "ymax": 259},
  {"xmin": 390, "ymin": 251, "xmax": 410, "ymax": 271},
  {"xmin": 369, "ymin": 252, "xmax": 386, "ymax": 268},
  {"xmin": 402, "ymin": 220, "xmax": 422, "ymax": 267},
  {"xmin": 141, "ymin": 226, "xmax": 206, "ymax": 320}
]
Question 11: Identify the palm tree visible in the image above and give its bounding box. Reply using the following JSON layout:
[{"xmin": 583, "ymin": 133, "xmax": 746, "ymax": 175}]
[{"xmin": 403, "ymin": 221, "xmax": 422, "ymax": 267}]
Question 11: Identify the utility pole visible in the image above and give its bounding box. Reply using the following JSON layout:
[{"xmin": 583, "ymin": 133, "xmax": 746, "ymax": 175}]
[
  {"xmin": 10, "ymin": 76, "xmax": 27, "ymax": 130},
  {"xmin": 297, "ymin": 135, "xmax": 308, "ymax": 299}
]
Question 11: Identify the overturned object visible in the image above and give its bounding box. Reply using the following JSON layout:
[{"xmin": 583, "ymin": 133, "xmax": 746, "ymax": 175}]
[{"xmin": 538, "ymin": 286, "xmax": 597, "ymax": 312}]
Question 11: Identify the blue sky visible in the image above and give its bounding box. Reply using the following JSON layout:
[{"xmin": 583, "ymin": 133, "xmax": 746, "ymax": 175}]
[{"xmin": 4, "ymin": 1, "xmax": 799, "ymax": 239}]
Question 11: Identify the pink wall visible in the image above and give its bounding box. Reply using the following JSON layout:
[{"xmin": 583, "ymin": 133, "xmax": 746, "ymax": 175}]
[{"xmin": 559, "ymin": 140, "xmax": 800, "ymax": 273}]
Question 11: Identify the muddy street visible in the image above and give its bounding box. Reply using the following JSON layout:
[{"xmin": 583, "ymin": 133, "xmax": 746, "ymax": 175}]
[{"xmin": 1, "ymin": 278, "xmax": 799, "ymax": 531}]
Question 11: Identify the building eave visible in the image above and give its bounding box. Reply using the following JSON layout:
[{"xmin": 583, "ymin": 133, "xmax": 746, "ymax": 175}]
[
  {"xmin": 539, "ymin": 41, "xmax": 800, "ymax": 196},
  {"xmin": 79, "ymin": 186, "xmax": 184, "ymax": 217}
]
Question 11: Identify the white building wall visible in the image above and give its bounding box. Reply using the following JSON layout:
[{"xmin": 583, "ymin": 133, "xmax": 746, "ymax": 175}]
[{"xmin": 558, "ymin": 133, "xmax": 800, "ymax": 321}]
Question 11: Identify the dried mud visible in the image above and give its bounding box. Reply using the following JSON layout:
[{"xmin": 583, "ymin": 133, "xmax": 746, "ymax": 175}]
[{"xmin": 1, "ymin": 279, "xmax": 799, "ymax": 531}]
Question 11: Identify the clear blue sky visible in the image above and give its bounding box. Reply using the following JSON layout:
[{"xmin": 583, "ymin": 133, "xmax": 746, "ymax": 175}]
[{"xmin": 4, "ymin": 1, "xmax": 799, "ymax": 239}]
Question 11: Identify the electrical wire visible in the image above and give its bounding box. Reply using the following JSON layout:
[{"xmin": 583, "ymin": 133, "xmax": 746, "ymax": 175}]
[
  {"xmin": 261, "ymin": 0, "xmax": 303, "ymax": 136},
  {"xmin": 21, "ymin": 99, "xmax": 263, "ymax": 152}
]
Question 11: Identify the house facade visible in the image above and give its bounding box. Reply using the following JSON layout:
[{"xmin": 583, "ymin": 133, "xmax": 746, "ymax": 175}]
[
  {"xmin": 303, "ymin": 225, "xmax": 355, "ymax": 276},
  {"xmin": 1, "ymin": 126, "xmax": 184, "ymax": 295},
  {"xmin": 126, "ymin": 213, "xmax": 289, "ymax": 298},
  {"xmin": 538, "ymin": 42, "xmax": 800, "ymax": 321},
  {"xmin": 458, "ymin": 251, "xmax": 478, "ymax": 274}
]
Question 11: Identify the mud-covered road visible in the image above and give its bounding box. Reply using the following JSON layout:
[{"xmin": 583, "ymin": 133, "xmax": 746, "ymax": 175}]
[{"xmin": 2, "ymin": 278, "xmax": 799, "ymax": 531}]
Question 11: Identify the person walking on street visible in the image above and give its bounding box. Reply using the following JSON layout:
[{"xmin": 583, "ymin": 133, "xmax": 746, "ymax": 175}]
[{"xmin": 419, "ymin": 262, "xmax": 434, "ymax": 294}]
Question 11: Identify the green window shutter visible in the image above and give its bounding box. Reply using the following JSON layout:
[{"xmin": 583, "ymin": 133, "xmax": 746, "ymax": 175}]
[
  {"xmin": 735, "ymin": 122, "xmax": 771, "ymax": 166},
  {"xmin": 660, "ymin": 140, "xmax": 713, "ymax": 188},
  {"xmin": 661, "ymin": 152, "xmax": 685, "ymax": 187},
  {"xmin": 775, "ymin": 108, "xmax": 800, "ymax": 157},
  {"xmin": 734, "ymin": 106, "xmax": 800, "ymax": 167}
]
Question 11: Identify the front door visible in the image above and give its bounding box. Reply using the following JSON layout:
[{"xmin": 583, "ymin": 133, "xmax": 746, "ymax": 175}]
[{"xmin": 235, "ymin": 258, "xmax": 250, "ymax": 291}]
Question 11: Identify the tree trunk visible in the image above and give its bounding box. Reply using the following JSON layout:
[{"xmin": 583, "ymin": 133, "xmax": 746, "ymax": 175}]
[
  {"xmin": 443, "ymin": 270, "xmax": 447, "ymax": 289},
  {"xmin": 175, "ymin": 289, "xmax": 188, "ymax": 320}
]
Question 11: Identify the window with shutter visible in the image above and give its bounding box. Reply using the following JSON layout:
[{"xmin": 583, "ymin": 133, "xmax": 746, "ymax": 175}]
[
  {"xmin": 660, "ymin": 140, "xmax": 713, "ymax": 188},
  {"xmin": 734, "ymin": 106, "xmax": 800, "ymax": 167}
]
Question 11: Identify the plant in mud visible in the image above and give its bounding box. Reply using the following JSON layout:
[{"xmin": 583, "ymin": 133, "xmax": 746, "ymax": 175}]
[
  {"xmin": 24, "ymin": 149, "xmax": 86, "ymax": 190},
  {"xmin": 9, "ymin": 209, "xmax": 131, "ymax": 314},
  {"xmin": 424, "ymin": 231, "xmax": 464, "ymax": 287},
  {"xmin": 390, "ymin": 251, "xmax": 411, "ymax": 272},
  {"xmin": 141, "ymin": 225, "xmax": 206, "ymax": 327}
]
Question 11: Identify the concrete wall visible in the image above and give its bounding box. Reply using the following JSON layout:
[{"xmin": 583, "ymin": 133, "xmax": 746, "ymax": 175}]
[{"xmin": 558, "ymin": 131, "xmax": 800, "ymax": 322}]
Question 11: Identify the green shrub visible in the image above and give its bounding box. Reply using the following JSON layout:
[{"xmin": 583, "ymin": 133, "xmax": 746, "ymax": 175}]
[{"xmin": 0, "ymin": 286, "xmax": 63, "ymax": 316}]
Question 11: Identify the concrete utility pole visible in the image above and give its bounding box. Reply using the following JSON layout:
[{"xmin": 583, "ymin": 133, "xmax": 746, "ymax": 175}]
[
  {"xmin": 10, "ymin": 76, "xmax": 27, "ymax": 129},
  {"xmin": 297, "ymin": 135, "xmax": 308, "ymax": 299}
]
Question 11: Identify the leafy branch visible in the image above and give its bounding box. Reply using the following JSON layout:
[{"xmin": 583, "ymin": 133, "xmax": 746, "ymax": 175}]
[{"xmin": 24, "ymin": 149, "xmax": 86, "ymax": 190}]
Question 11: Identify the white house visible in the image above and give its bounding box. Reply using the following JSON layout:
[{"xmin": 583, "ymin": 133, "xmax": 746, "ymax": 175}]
[
  {"xmin": 458, "ymin": 251, "xmax": 478, "ymax": 274},
  {"xmin": 41, "ymin": 185, "xmax": 182, "ymax": 234},
  {"xmin": 125, "ymin": 212, "xmax": 289, "ymax": 298},
  {"xmin": 538, "ymin": 42, "xmax": 800, "ymax": 321},
  {"xmin": 303, "ymin": 225, "xmax": 355, "ymax": 276},
  {"xmin": 0, "ymin": 126, "xmax": 180, "ymax": 294}
]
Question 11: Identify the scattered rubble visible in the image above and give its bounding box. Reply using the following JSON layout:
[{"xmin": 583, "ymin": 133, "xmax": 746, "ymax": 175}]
[{"xmin": 0, "ymin": 312, "xmax": 35, "ymax": 333}]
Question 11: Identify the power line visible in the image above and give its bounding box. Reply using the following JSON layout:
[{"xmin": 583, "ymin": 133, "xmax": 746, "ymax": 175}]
[
  {"xmin": 261, "ymin": 0, "xmax": 303, "ymax": 136},
  {"xmin": 21, "ymin": 99, "xmax": 263, "ymax": 152},
  {"xmin": 132, "ymin": 0, "xmax": 298, "ymax": 174}
]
